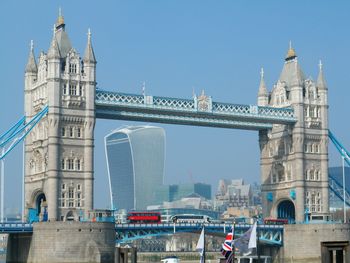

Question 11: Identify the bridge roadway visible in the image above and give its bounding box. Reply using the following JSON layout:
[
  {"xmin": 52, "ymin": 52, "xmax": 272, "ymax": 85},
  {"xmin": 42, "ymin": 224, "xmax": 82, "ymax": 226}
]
[
  {"xmin": 95, "ymin": 90, "xmax": 297, "ymax": 130},
  {"xmin": 0, "ymin": 222, "xmax": 283, "ymax": 246}
]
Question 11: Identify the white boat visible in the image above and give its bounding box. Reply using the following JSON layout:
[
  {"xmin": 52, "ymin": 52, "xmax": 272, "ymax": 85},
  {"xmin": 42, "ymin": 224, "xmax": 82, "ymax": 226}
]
[{"xmin": 161, "ymin": 256, "xmax": 180, "ymax": 263}]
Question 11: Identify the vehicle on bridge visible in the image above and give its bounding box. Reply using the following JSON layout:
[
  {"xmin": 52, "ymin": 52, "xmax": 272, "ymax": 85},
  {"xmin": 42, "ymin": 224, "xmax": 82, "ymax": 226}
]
[
  {"xmin": 170, "ymin": 214, "xmax": 212, "ymax": 223},
  {"xmin": 127, "ymin": 211, "xmax": 161, "ymax": 223},
  {"xmin": 263, "ymin": 218, "xmax": 289, "ymax": 225}
]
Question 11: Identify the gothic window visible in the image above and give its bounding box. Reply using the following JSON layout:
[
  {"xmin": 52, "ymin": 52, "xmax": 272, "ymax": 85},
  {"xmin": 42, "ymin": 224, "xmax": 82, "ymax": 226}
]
[
  {"xmin": 61, "ymin": 159, "xmax": 65, "ymax": 170},
  {"xmin": 69, "ymin": 84, "xmax": 77, "ymax": 95},
  {"xmin": 69, "ymin": 63, "xmax": 77, "ymax": 74},
  {"xmin": 316, "ymin": 171, "xmax": 320, "ymax": 181},
  {"xmin": 61, "ymin": 127, "xmax": 66, "ymax": 137},
  {"xmin": 69, "ymin": 127, "xmax": 74, "ymax": 137},
  {"xmin": 63, "ymin": 84, "xmax": 67, "ymax": 95},
  {"xmin": 77, "ymin": 184, "xmax": 81, "ymax": 191},
  {"xmin": 305, "ymin": 170, "xmax": 309, "ymax": 180},
  {"xmin": 61, "ymin": 200, "xmax": 65, "ymax": 207},
  {"xmin": 68, "ymin": 187, "xmax": 74, "ymax": 199},
  {"xmin": 79, "ymin": 85, "xmax": 83, "ymax": 96},
  {"xmin": 67, "ymin": 159, "xmax": 74, "ymax": 170},
  {"xmin": 278, "ymin": 170, "xmax": 285, "ymax": 182},
  {"xmin": 68, "ymin": 201, "xmax": 74, "ymax": 207},
  {"xmin": 76, "ymin": 159, "xmax": 81, "ymax": 171},
  {"xmin": 62, "ymin": 183, "xmax": 66, "ymax": 190},
  {"xmin": 76, "ymin": 127, "xmax": 81, "ymax": 138},
  {"xmin": 304, "ymin": 144, "xmax": 308, "ymax": 153},
  {"xmin": 310, "ymin": 170, "xmax": 314, "ymax": 180},
  {"xmin": 272, "ymin": 173, "xmax": 277, "ymax": 183}
]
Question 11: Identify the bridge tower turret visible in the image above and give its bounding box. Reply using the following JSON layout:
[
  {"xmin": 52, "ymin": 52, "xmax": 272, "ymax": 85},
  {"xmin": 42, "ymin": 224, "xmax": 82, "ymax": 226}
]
[
  {"xmin": 259, "ymin": 44, "xmax": 329, "ymax": 222},
  {"xmin": 24, "ymin": 12, "xmax": 96, "ymax": 221}
]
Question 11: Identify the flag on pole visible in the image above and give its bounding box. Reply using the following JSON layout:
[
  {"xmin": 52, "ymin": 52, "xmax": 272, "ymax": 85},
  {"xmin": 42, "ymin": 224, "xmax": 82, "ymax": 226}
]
[
  {"xmin": 196, "ymin": 227, "xmax": 205, "ymax": 263},
  {"xmin": 222, "ymin": 227, "xmax": 234, "ymax": 251},
  {"xmin": 220, "ymin": 226, "xmax": 234, "ymax": 262},
  {"xmin": 233, "ymin": 222, "xmax": 257, "ymax": 255}
]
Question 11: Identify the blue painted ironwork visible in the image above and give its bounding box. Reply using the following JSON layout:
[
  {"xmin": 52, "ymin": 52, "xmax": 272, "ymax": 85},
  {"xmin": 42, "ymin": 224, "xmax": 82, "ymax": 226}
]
[
  {"xmin": 329, "ymin": 130, "xmax": 350, "ymax": 167},
  {"xmin": 95, "ymin": 90, "xmax": 296, "ymax": 130},
  {"xmin": 115, "ymin": 223, "xmax": 283, "ymax": 246},
  {"xmin": 328, "ymin": 130, "xmax": 350, "ymax": 205},
  {"xmin": 329, "ymin": 174, "xmax": 350, "ymax": 207},
  {"xmin": 0, "ymin": 106, "xmax": 48, "ymax": 160},
  {"xmin": 0, "ymin": 222, "xmax": 33, "ymax": 233}
]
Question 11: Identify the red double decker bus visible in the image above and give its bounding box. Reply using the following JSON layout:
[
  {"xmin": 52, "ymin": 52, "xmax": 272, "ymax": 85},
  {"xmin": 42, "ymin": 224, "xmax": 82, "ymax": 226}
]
[
  {"xmin": 127, "ymin": 211, "xmax": 161, "ymax": 224},
  {"xmin": 263, "ymin": 218, "xmax": 289, "ymax": 225}
]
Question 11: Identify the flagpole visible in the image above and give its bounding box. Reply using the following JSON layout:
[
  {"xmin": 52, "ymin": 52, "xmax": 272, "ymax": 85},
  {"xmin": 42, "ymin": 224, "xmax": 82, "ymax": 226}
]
[
  {"xmin": 257, "ymin": 220, "xmax": 261, "ymax": 263},
  {"xmin": 232, "ymin": 221, "xmax": 235, "ymax": 263},
  {"xmin": 203, "ymin": 225, "xmax": 206, "ymax": 263}
]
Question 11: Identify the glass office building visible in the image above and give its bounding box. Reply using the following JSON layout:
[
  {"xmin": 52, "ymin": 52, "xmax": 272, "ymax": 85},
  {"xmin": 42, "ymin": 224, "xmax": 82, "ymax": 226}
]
[
  {"xmin": 153, "ymin": 183, "xmax": 212, "ymax": 205},
  {"xmin": 105, "ymin": 126, "xmax": 165, "ymax": 210}
]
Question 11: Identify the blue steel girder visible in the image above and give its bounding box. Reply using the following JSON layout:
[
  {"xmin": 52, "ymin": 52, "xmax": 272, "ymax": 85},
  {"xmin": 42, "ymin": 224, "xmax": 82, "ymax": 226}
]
[
  {"xmin": 0, "ymin": 222, "xmax": 33, "ymax": 233},
  {"xmin": 115, "ymin": 223, "xmax": 283, "ymax": 246},
  {"xmin": 329, "ymin": 174, "xmax": 350, "ymax": 207},
  {"xmin": 95, "ymin": 90, "xmax": 297, "ymax": 130}
]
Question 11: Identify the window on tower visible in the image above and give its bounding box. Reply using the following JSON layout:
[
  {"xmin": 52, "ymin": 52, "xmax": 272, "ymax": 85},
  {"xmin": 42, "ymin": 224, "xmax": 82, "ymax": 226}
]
[
  {"xmin": 69, "ymin": 84, "xmax": 77, "ymax": 96},
  {"xmin": 67, "ymin": 159, "xmax": 74, "ymax": 170},
  {"xmin": 76, "ymin": 127, "xmax": 81, "ymax": 138},
  {"xmin": 69, "ymin": 63, "xmax": 77, "ymax": 74}
]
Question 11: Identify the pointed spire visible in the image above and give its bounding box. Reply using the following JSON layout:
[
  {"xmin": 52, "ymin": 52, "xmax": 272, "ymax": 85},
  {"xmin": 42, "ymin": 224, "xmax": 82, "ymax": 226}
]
[
  {"xmin": 285, "ymin": 41, "xmax": 297, "ymax": 61},
  {"xmin": 317, "ymin": 60, "xmax": 327, "ymax": 90},
  {"xmin": 25, "ymin": 40, "xmax": 38, "ymax": 73},
  {"xmin": 83, "ymin": 28, "xmax": 96, "ymax": 63},
  {"xmin": 47, "ymin": 24, "xmax": 61, "ymax": 59},
  {"xmin": 258, "ymin": 67, "xmax": 268, "ymax": 96}
]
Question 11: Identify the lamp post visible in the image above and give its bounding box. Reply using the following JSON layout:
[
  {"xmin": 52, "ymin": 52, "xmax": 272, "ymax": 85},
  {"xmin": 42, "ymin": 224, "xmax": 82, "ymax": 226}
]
[{"xmin": 342, "ymin": 154, "xmax": 346, "ymax": 223}]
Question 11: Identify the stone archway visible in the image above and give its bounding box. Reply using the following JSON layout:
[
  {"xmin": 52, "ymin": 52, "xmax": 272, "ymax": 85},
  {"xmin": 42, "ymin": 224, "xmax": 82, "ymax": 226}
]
[
  {"xmin": 277, "ymin": 199, "xmax": 295, "ymax": 222},
  {"xmin": 28, "ymin": 192, "xmax": 48, "ymax": 222}
]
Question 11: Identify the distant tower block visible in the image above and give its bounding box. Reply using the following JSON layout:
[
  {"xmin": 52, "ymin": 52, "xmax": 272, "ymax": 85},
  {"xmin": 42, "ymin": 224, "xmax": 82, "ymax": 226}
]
[
  {"xmin": 24, "ymin": 11, "xmax": 96, "ymax": 221},
  {"xmin": 258, "ymin": 44, "xmax": 329, "ymax": 222}
]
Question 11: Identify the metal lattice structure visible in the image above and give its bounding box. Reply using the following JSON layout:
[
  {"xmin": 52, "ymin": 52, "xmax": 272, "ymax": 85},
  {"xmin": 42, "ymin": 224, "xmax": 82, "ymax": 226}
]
[
  {"xmin": 329, "ymin": 174, "xmax": 350, "ymax": 207},
  {"xmin": 115, "ymin": 223, "xmax": 283, "ymax": 246},
  {"xmin": 0, "ymin": 222, "xmax": 33, "ymax": 233},
  {"xmin": 328, "ymin": 131, "xmax": 350, "ymax": 206},
  {"xmin": 0, "ymin": 105, "xmax": 48, "ymax": 160},
  {"xmin": 95, "ymin": 90, "xmax": 296, "ymax": 130}
]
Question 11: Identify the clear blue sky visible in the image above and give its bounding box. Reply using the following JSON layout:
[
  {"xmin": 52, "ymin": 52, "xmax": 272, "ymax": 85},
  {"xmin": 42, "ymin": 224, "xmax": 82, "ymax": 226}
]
[{"xmin": 0, "ymin": 1, "xmax": 349, "ymax": 212}]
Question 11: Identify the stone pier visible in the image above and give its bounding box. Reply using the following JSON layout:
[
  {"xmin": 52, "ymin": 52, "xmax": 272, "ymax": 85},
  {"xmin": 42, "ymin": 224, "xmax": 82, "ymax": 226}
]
[{"xmin": 6, "ymin": 222, "xmax": 115, "ymax": 263}]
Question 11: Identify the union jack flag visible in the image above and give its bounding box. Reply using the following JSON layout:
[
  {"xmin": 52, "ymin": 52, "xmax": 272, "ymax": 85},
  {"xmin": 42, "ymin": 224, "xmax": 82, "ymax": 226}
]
[
  {"xmin": 220, "ymin": 226, "xmax": 235, "ymax": 262},
  {"xmin": 222, "ymin": 231, "xmax": 233, "ymax": 251}
]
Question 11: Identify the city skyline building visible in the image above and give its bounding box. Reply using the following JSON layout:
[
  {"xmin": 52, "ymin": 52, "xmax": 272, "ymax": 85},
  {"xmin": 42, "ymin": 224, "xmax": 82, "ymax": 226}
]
[
  {"xmin": 105, "ymin": 126, "xmax": 165, "ymax": 210},
  {"xmin": 153, "ymin": 183, "xmax": 211, "ymax": 205}
]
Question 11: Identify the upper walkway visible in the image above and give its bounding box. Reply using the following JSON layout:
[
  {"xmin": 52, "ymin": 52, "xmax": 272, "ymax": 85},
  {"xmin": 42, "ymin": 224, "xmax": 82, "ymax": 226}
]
[{"xmin": 95, "ymin": 90, "xmax": 297, "ymax": 130}]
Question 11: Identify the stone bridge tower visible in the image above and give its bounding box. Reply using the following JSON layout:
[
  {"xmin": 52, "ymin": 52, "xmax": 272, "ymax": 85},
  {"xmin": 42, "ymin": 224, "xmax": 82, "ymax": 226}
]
[
  {"xmin": 258, "ymin": 45, "xmax": 329, "ymax": 223},
  {"xmin": 24, "ymin": 13, "xmax": 96, "ymax": 221}
]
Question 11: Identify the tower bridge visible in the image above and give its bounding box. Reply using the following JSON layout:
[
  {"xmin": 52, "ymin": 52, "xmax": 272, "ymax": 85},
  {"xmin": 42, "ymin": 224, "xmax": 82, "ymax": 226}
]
[{"xmin": 0, "ymin": 12, "xmax": 337, "ymax": 228}]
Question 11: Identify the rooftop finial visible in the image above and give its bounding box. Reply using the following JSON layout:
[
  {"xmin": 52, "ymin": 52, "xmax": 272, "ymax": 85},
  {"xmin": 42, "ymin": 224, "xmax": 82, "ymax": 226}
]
[
  {"xmin": 142, "ymin": 81, "xmax": 146, "ymax": 96},
  {"xmin": 319, "ymin": 60, "xmax": 323, "ymax": 71},
  {"xmin": 52, "ymin": 24, "xmax": 56, "ymax": 36},
  {"xmin": 56, "ymin": 7, "xmax": 65, "ymax": 28},
  {"xmin": 260, "ymin": 67, "xmax": 264, "ymax": 79},
  {"xmin": 285, "ymin": 41, "xmax": 297, "ymax": 61},
  {"xmin": 30, "ymin": 40, "xmax": 34, "ymax": 51},
  {"xmin": 88, "ymin": 28, "xmax": 91, "ymax": 41}
]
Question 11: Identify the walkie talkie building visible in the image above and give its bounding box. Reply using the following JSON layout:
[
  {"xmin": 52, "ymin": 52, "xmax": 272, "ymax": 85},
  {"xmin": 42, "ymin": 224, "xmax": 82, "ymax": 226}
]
[{"xmin": 104, "ymin": 126, "xmax": 165, "ymax": 210}]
